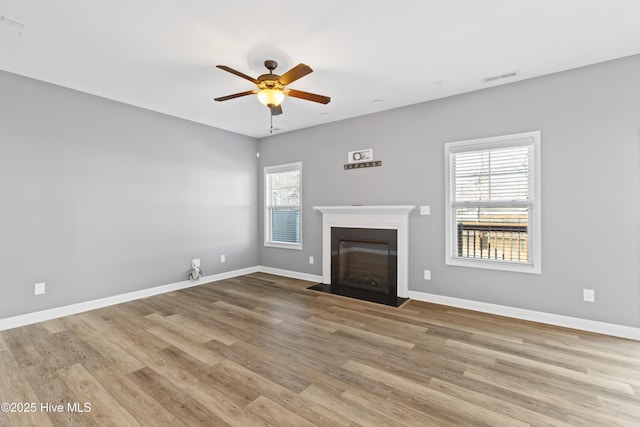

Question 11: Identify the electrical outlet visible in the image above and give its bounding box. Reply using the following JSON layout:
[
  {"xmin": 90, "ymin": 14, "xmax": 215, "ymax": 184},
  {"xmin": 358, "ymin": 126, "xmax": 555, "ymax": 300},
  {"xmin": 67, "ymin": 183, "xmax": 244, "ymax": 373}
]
[
  {"xmin": 192, "ymin": 259, "xmax": 200, "ymax": 269},
  {"xmin": 420, "ymin": 205, "xmax": 431, "ymax": 215},
  {"xmin": 309, "ymin": 256, "xmax": 314, "ymax": 265},
  {"xmin": 583, "ymin": 288, "xmax": 595, "ymax": 302},
  {"xmin": 35, "ymin": 282, "xmax": 46, "ymax": 295},
  {"xmin": 424, "ymin": 270, "xmax": 431, "ymax": 280},
  {"xmin": 220, "ymin": 254, "xmax": 226, "ymax": 263}
]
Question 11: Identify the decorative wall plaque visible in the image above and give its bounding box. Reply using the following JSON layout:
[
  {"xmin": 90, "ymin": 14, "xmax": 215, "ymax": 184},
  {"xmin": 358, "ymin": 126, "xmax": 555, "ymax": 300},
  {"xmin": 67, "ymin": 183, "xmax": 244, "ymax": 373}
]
[{"xmin": 347, "ymin": 149, "xmax": 373, "ymax": 163}]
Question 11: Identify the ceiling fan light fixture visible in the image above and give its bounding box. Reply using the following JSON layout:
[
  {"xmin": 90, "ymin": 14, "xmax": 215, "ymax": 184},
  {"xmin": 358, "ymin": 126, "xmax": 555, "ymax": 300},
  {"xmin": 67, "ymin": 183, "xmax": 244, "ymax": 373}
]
[{"xmin": 257, "ymin": 89, "xmax": 285, "ymax": 107}]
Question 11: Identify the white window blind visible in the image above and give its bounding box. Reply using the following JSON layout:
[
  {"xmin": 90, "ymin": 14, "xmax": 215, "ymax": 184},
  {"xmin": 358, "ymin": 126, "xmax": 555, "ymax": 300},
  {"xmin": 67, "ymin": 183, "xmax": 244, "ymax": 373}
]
[
  {"xmin": 451, "ymin": 140, "xmax": 534, "ymax": 206},
  {"xmin": 445, "ymin": 131, "xmax": 541, "ymax": 274},
  {"xmin": 264, "ymin": 162, "xmax": 302, "ymax": 249}
]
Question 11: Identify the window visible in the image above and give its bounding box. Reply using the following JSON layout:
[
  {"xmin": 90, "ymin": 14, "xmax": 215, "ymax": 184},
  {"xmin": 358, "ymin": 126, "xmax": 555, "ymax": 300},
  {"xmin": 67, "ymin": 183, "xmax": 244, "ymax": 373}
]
[
  {"xmin": 264, "ymin": 162, "xmax": 302, "ymax": 250},
  {"xmin": 445, "ymin": 131, "xmax": 541, "ymax": 274}
]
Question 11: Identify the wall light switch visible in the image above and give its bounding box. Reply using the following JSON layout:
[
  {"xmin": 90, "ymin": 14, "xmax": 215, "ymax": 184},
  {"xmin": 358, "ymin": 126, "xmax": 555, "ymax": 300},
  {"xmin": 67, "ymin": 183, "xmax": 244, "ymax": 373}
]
[
  {"xmin": 583, "ymin": 288, "xmax": 595, "ymax": 302},
  {"xmin": 420, "ymin": 205, "xmax": 431, "ymax": 215},
  {"xmin": 35, "ymin": 282, "xmax": 46, "ymax": 295}
]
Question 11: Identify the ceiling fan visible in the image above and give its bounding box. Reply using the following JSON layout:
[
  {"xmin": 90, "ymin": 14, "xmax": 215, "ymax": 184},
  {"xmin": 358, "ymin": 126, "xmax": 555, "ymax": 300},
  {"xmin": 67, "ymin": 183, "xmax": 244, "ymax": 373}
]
[{"xmin": 214, "ymin": 60, "xmax": 331, "ymax": 116}]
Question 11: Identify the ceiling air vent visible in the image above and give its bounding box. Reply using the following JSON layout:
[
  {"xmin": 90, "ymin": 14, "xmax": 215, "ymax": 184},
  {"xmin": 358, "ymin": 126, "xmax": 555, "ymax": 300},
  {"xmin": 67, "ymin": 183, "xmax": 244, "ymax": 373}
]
[
  {"xmin": 0, "ymin": 15, "xmax": 27, "ymax": 33},
  {"xmin": 482, "ymin": 70, "xmax": 519, "ymax": 84}
]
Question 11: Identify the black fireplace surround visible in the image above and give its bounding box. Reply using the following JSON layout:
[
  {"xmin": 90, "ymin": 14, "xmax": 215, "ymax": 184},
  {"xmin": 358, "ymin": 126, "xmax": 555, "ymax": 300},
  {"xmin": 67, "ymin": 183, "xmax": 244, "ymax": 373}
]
[{"xmin": 309, "ymin": 227, "xmax": 406, "ymax": 307}]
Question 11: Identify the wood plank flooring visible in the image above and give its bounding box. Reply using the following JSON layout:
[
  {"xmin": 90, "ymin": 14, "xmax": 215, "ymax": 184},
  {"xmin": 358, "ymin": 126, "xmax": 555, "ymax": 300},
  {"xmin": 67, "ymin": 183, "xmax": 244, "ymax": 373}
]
[{"xmin": 1, "ymin": 273, "xmax": 639, "ymax": 426}]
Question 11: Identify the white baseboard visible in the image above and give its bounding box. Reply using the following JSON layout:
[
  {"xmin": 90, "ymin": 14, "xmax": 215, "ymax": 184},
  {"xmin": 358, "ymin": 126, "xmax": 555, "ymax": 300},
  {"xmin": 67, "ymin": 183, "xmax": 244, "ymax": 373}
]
[
  {"xmin": 257, "ymin": 266, "xmax": 322, "ymax": 283},
  {"xmin": 407, "ymin": 290, "xmax": 640, "ymax": 341},
  {"xmin": 0, "ymin": 266, "xmax": 259, "ymax": 332}
]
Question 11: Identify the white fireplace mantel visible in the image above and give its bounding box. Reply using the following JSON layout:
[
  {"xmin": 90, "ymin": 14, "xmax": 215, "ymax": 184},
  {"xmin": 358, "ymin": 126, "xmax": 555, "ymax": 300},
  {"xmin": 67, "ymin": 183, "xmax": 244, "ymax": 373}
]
[{"xmin": 312, "ymin": 205, "xmax": 416, "ymax": 298}]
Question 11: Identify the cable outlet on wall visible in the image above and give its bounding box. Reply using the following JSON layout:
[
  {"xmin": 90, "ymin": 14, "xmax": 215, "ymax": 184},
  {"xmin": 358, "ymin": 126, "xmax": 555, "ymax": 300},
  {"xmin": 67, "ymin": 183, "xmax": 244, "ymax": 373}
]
[
  {"xmin": 35, "ymin": 282, "xmax": 46, "ymax": 295},
  {"xmin": 583, "ymin": 288, "xmax": 595, "ymax": 302},
  {"xmin": 220, "ymin": 254, "xmax": 226, "ymax": 263},
  {"xmin": 192, "ymin": 259, "xmax": 200, "ymax": 269}
]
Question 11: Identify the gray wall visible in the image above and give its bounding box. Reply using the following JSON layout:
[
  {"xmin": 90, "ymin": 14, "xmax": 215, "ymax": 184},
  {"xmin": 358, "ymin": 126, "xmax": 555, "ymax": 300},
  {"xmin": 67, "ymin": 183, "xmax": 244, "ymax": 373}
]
[
  {"xmin": 0, "ymin": 70, "xmax": 258, "ymax": 319},
  {"xmin": 258, "ymin": 54, "xmax": 640, "ymax": 328},
  {"xmin": 3, "ymin": 54, "xmax": 638, "ymax": 329}
]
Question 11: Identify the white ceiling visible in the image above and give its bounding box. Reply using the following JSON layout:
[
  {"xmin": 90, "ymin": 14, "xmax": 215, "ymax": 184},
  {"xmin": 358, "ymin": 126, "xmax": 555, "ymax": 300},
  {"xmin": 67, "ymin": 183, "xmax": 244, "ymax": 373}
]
[{"xmin": 1, "ymin": 1, "xmax": 640, "ymax": 139}]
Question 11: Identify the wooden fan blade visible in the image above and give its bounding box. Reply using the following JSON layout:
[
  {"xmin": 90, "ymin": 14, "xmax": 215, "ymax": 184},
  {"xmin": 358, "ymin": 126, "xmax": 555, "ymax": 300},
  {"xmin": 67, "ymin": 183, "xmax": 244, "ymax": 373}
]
[
  {"xmin": 214, "ymin": 90, "xmax": 258, "ymax": 102},
  {"xmin": 278, "ymin": 63, "xmax": 313, "ymax": 85},
  {"xmin": 285, "ymin": 89, "xmax": 331, "ymax": 104},
  {"xmin": 216, "ymin": 65, "xmax": 258, "ymax": 84},
  {"xmin": 270, "ymin": 105, "xmax": 283, "ymax": 116}
]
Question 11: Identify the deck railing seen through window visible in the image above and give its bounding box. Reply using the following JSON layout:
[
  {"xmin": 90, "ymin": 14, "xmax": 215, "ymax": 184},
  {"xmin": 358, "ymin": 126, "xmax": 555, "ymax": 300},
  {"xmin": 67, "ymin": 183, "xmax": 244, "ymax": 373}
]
[{"xmin": 457, "ymin": 223, "xmax": 528, "ymax": 262}]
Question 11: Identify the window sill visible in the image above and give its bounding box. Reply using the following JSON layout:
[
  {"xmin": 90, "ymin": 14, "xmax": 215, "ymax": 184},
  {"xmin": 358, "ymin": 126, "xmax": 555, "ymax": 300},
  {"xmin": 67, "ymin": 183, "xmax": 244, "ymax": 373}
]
[
  {"xmin": 446, "ymin": 257, "xmax": 541, "ymax": 274},
  {"xmin": 264, "ymin": 241, "xmax": 303, "ymax": 251}
]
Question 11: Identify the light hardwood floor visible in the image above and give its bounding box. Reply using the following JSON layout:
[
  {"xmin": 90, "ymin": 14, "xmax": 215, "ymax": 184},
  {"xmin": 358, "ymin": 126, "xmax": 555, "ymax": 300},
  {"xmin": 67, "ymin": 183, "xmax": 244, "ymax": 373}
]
[{"xmin": 1, "ymin": 273, "xmax": 639, "ymax": 426}]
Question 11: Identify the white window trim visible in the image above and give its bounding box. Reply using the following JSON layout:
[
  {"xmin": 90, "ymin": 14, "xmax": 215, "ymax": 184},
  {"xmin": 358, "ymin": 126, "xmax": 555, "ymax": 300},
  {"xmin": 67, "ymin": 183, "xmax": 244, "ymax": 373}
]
[
  {"xmin": 264, "ymin": 162, "xmax": 303, "ymax": 250},
  {"xmin": 444, "ymin": 131, "xmax": 541, "ymax": 274}
]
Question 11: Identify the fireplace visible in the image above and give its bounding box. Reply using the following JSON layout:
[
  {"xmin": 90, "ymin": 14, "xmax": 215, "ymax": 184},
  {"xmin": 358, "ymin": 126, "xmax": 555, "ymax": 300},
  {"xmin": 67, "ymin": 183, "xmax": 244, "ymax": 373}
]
[
  {"xmin": 330, "ymin": 227, "xmax": 398, "ymax": 305},
  {"xmin": 312, "ymin": 205, "xmax": 415, "ymax": 306}
]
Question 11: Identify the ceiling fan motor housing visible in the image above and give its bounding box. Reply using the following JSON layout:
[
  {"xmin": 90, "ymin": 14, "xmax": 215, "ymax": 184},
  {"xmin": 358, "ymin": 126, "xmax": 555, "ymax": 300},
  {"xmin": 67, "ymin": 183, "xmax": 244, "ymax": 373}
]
[
  {"xmin": 257, "ymin": 60, "xmax": 284, "ymax": 91},
  {"xmin": 257, "ymin": 75, "xmax": 284, "ymax": 90}
]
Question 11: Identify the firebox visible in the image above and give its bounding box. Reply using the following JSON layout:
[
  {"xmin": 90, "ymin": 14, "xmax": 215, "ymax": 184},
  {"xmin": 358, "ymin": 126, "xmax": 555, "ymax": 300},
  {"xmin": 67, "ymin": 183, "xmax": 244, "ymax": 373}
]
[{"xmin": 329, "ymin": 227, "xmax": 400, "ymax": 306}]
